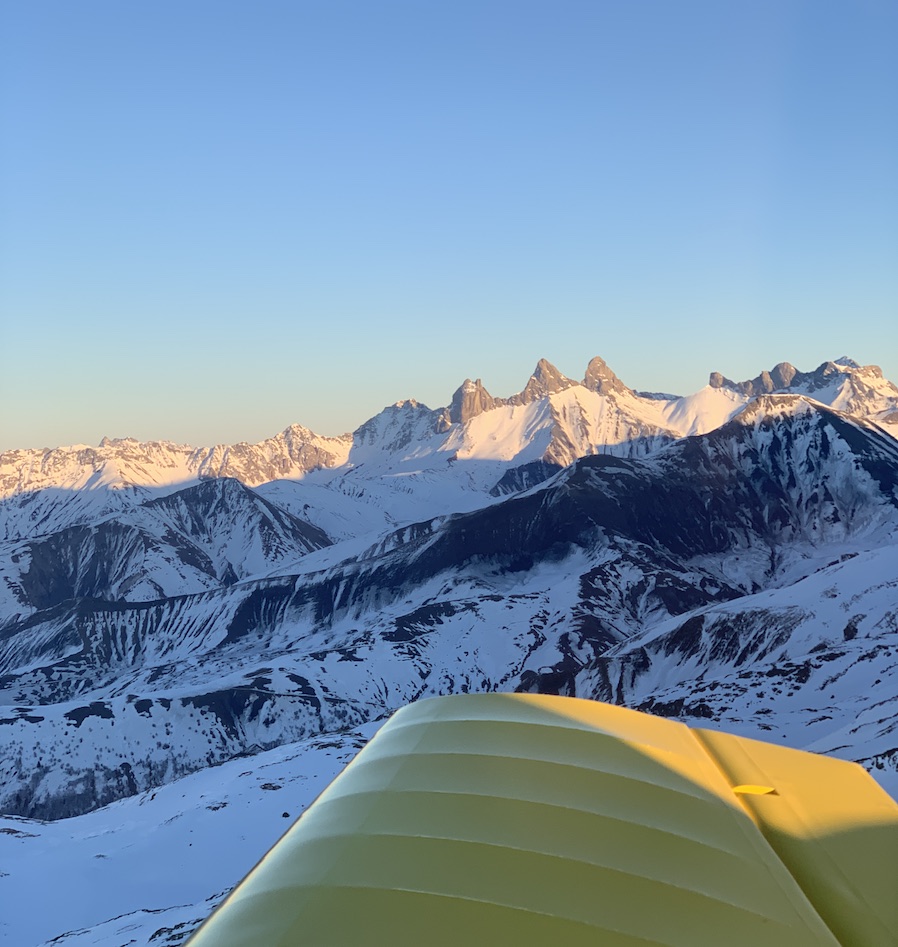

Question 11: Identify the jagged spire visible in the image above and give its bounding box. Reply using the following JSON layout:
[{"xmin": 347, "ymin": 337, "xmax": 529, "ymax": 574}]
[
  {"xmin": 508, "ymin": 359, "xmax": 578, "ymax": 406},
  {"xmin": 582, "ymin": 356, "xmax": 630, "ymax": 396},
  {"xmin": 708, "ymin": 360, "xmax": 816, "ymax": 398},
  {"xmin": 448, "ymin": 378, "xmax": 496, "ymax": 424}
]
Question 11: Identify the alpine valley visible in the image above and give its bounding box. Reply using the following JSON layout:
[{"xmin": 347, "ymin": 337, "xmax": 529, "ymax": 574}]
[{"xmin": 2, "ymin": 355, "xmax": 898, "ymax": 946}]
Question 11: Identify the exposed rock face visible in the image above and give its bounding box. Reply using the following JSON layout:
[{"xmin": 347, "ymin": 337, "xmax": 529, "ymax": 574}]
[
  {"xmin": 507, "ymin": 359, "xmax": 579, "ymax": 406},
  {"xmin": 582, "ymin": 356, "xmax": 631, "ymax": 396},
  {"xmin": 448, "ymin": 379, "xmax": 497, "ymax": 424},
  {"xmin": 489, "ymin": 460, "xmax": 563, "ymax": 496},
  {"xmin": 350, "ymin": 400, "xmax": 446, "ymax": 457},
  {"xmin": 197, "ymin": 425, "xmax": 350, "ymax": 484},
  {"xmin": 709, "ymin": 361, "xmax": 798, "ymax": 395},
  {"xmin": 709, "ymin": 359, "xmax": 885, "ymax": 396},
  {"xmin": 449, "ymin": 359, "xmax": 599, "ymax": 422},
  {"xmin": 9, "ymin": 477, "xmax": 332, "ymax": 609},
  {"xmin": 706, "ymin": 359, "xmax": 898, "ymax": 428}
]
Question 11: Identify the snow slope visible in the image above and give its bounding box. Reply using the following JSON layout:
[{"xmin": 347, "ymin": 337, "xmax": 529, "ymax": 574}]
[{"xmin": 0, "ymin": 725, "xmax": 377, "ymax": 947}]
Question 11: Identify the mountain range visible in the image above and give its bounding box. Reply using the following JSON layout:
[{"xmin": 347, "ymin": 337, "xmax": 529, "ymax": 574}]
[{"xmin": 1, "ymin": 354, "xmax": 897, "ymax": 945}]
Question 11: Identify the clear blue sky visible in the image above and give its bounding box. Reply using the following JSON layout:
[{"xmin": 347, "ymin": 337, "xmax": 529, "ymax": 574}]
[{"xmin": 2, "ymin": 0, "xmax": 896, "ymax": 450}]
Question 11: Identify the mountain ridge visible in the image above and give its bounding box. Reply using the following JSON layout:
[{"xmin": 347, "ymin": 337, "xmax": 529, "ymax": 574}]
[{"xmin": 3, "ymin": 357, "xmax": 895, "ymax": 523}]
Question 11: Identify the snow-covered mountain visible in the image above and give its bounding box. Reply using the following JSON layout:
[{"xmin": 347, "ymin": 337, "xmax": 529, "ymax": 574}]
[
  {"xmin": 0, "ymin": 424, "xmax": 351, "ymax": 540},
  {"xmin": 0, "ymin": 478, "xmax": 331, "ymax": 618},
  {"xmin": 2, "ymin": 355, "xmax": 898, "ymax": 944},
  {"xmin": 4, "ymin": 355, "xmax": 895, "ymax": 541},
  {"xmin": 710, "ymin": 357, "xmax": 898, "ymax": 425}
]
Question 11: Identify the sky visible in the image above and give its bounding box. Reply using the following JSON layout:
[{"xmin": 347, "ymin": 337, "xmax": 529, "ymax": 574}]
[{"xmin": 1, "ymin": 0, "xmax": 896, "ymax": 451}]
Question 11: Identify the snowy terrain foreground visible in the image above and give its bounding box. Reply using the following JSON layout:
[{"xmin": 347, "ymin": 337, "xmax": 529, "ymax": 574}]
[
  {"xmin": 0, "ymin": 726, "xmax": 377, "ymax": 946},
  {"xmin": 1, "ymin": 355, "xmax": 897, "ymax": 945}
]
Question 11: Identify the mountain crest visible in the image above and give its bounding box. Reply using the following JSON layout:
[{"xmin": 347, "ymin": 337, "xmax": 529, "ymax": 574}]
[
  {"xmin": 448, "ymin": 378, "xmax": 496, "ymax": 424},
  {"xmin": 709, "ymin": 361, "xmax": 798, "ymax": 395},
  {"xmin": 509, "ymin": 359, "xmax": 579, "ymax": 406},
  {"xmin": 582, "ymin": 356, "xmax": 631, "ymax": 396},
  {"xmin": 707, "ymin": 357, "xmax": 889, "ymax": 398}
]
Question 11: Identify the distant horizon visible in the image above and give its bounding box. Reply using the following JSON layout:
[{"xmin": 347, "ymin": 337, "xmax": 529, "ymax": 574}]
[
  {"xmin": 3, "ymin": 2, "xmax": 896, "ymax": 453},
  {"xmin": 2, "ymin": 348, "xmax": 893, "ymax": 453}
]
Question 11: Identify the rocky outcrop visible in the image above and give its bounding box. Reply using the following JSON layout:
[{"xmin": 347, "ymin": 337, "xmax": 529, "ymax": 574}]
[
  {"xmin": 448, "ymin": 379, "xmax": 497, "ymax": 424},
  {"xmin": 350, "ymin": 400, "xmax": 445, "ymax": 456},
  {"xmin": 506, "ymin": 359, "xmax": 580, "ymax": 406},
  {"xmin": 582, "ymin": 356, "xmax": 631, "ymax": 396},
  {"xmin": 709, "ymin": 361, "xmax": 799, "ymax": 396},
  {"xmin": 708, "ymin": 359, "xmax": 898, "ymax": 429},
  {"xmin": 708, "ymin": 358, "xmax": 889, "ymax": 397},
  {"xmin": 197, "ymin": 425, "xmax": 351, "ymax": 484}
]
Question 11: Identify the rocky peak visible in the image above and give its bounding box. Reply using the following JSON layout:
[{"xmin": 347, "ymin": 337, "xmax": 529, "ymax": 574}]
[
  {"xmin": 812, "ymin": 359, "xmax": 882, "ymax": 382},
  {"xmin": 448, "ymin": 378, "xmax": 496, "ymax": 425},
  {"xmin": 708, "ymin": 358, "xmax": 892, "ymax": 399},
  {"xmin": 350, "ymin": 399, "xmax": 445, "ymax": 455},
  {"xmin": 769, "ymin": 361, "xmax": 798, "ymax": 388},
  {"xmin": 509, "ymin": 359, "xmax": 579, "ymax": 406},
  {"xmin": 817, "ymin": 361, "xmax": 843, "ymax": 379},
  {"xmin": 710, "ymin": 361, "xmax": 800, "ymax": 396},
  {"xmin": 582, "ymin": 356, "xmax": 630, "ymax": 396}
]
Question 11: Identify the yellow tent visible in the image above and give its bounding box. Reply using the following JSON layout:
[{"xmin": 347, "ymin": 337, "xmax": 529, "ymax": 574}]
[{"xmin": 186, "ymin": 694, "xmax": 898, "ymax": 946}]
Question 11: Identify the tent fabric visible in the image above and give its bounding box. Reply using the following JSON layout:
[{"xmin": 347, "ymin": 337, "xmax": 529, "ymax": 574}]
[
  {"xmin": 185, "ymin": 694, "xmax": 898, "ymax": 946},
  {"xmin": 695, "ymin": 726, "xmax": 898, "ymax": 946}
]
